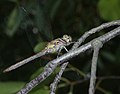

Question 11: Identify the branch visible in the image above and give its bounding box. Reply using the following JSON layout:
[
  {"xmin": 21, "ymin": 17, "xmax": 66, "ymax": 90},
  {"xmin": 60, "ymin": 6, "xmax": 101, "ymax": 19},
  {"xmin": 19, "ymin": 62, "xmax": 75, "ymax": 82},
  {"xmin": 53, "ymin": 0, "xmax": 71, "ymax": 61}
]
[
  {"xmin": 89, "ymin": 40, "xmax": 103, "ymax": 94},
  {"xmin": 50, "ymin": 62, "xmax": 68, "ymax": 94},
  {"xmin": 17, "ymin": 25, "xmax": 120, "ymax": 94},
  {"xmin": 49, "ymin": 20, "xmax": 120, "ymax": 93},
  {"xmin": 72, "ymin": 20, "xmax": 120, "ymax": 49}
]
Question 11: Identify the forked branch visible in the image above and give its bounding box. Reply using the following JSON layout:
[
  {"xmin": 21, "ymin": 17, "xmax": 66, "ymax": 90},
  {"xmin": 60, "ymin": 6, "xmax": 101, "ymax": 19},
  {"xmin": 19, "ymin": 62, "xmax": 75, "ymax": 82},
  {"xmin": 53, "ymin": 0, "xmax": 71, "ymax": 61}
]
[
  {"xmin": 17, "ymin": 23, "xmax": 120, "ymax": 94},
  {"xmin": 50, "ymin": 20, "xmax": 120, "ymax": 94},
  {"xmin": 89, "ymin": 39, "xmax": 103, "ymax": 94}
]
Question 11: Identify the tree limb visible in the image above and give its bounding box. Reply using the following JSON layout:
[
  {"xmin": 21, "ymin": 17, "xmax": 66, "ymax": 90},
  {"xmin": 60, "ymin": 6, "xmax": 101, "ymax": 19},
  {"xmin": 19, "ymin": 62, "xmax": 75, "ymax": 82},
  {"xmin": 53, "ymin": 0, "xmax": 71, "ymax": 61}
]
[
  {"xmin": 17, "ymin": 25, "xmax": 120, "ymax": 94},
  {"xmin": 89, "ymin": 40, "xmax": 103, "ymax": 94},
  {"xmin": 49, "ymin": 20, "xmax": 120, "ymax": 94}
]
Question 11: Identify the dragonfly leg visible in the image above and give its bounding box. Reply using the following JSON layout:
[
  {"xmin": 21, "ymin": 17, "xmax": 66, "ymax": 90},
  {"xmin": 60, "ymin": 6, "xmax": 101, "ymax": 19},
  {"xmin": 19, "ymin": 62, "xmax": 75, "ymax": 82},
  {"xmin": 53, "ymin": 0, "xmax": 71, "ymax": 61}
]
[
  {"xmin": 57, "ymin": 48, "xmax": 62, "ymax": 58},
  {"xmin": 63, "ymin": 46, "xmax": 68, "ymax": 52},
  {"xmin": 57, "ymin": 46, "xmax": 69, "ymax": 58}
]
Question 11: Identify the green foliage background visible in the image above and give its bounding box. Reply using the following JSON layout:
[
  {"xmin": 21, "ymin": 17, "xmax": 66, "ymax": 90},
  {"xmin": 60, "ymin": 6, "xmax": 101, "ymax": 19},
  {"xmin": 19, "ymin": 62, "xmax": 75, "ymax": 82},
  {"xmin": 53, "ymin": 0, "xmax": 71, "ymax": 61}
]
[{"xmin": 0, "ymin": 0, "xmax": 120, "ymax": 94}]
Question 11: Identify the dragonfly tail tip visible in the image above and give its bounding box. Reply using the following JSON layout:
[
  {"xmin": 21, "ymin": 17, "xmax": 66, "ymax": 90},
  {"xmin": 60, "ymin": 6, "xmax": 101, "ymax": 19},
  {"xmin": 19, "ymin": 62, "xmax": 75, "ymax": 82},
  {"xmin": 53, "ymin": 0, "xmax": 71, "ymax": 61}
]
[{"xmin": 3, "ymin": 69, "xmax": 9, "ymax": 73}]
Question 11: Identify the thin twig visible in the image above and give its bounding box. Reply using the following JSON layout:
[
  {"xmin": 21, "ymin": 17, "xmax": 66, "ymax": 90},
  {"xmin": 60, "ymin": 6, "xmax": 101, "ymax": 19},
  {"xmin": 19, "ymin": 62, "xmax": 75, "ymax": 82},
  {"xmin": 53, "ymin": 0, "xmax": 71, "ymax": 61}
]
[
  {"xmin": 58, "ymin": 75, "xmax": 120, "ymax": 88},
  {"xmin": 72, "ymin": 20, "xmax": 120, "ymax": 49},
  {"xmin": 50, "ymin": 62, "xmax": 68, "ymax": 94},
  {"xmin": 73, "ymin": 75, "xmax": 120, "ymax": 85},
  {"xmin": 17, "ymin": 25, "xmax": 120, "ymax": 94},
  {"xmin": 89, "ymin": 40, "xmax": 103, "ymax": 94}
]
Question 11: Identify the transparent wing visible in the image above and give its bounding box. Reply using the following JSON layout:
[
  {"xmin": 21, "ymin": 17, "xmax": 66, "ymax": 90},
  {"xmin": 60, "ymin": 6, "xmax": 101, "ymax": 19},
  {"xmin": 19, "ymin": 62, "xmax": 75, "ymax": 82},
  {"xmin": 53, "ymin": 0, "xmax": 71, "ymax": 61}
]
[
  {"xmin": 3, "ymin": 2, "xmax": 54, "ymax": 72},
  {"xmin": 20, "ymin": 1, "xmax": 54, "ymax": 52}
]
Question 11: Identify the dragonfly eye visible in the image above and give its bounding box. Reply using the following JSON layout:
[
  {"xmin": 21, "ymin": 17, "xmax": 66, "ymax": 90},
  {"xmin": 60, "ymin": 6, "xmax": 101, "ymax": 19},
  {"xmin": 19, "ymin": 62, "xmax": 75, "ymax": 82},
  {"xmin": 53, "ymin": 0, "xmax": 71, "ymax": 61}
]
[{"xmin": 62, "ymin": 35, "xmax": 72, "ymax": 43}]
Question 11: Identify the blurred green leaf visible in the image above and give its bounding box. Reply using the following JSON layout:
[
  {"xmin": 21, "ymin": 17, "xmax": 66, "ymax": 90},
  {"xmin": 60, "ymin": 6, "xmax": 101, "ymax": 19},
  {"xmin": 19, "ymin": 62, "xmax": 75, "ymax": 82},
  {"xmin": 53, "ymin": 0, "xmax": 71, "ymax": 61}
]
[
  {"xmin": 29, "ymin": 87, "xmax": 49, "ymax": 94},
  {"xmin": 106, "ymin": 92, "xmax": 112, "ymax": 94},
  {"xmin": 58, "ymin": 83, "xmax": 67, "ymax": 88},
  {"xmin": 5, "ymin": 7, "xmax": 24, "ymax": 36},
  {"xmin": 0, "ymin": 82, "xmax": 25, "ymax": 94},
  {"xmin": 98, "ymin": 0, "xmax": 120, "ymax": 21},
  {"xmin": 30, "ymin": 67, "xmax": 44, "ymax": 80},
  {"xmin": 34, "ymin": 42, "xmax": 47, "ymax": 53},
  {"xmin": 68, "ymin": 91, "xmax": 72, "ymax": 94}
]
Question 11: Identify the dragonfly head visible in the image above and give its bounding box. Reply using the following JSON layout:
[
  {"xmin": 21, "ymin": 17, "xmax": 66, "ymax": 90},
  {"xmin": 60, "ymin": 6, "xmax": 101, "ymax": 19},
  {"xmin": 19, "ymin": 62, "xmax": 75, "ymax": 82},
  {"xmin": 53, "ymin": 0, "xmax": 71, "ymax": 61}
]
[{"xmin": 62, "ymin": 35, "xmax": 72, "ymax": 43}]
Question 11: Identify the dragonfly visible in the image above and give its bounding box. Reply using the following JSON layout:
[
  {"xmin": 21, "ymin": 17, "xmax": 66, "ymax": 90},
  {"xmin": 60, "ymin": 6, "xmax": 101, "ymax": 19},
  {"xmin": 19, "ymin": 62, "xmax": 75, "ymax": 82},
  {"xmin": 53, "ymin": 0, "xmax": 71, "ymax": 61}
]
[{"xmin": 3, "ymin": 35, "xmax": 72, "ymax": 73}]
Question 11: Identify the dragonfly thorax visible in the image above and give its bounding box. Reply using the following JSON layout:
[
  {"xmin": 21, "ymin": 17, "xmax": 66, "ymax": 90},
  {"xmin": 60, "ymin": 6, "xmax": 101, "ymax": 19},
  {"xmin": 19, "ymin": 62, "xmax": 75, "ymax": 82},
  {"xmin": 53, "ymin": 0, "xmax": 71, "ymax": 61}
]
[{"xmin": 43, "ymin": 35, "xmax": 72, "ymax": 53}]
